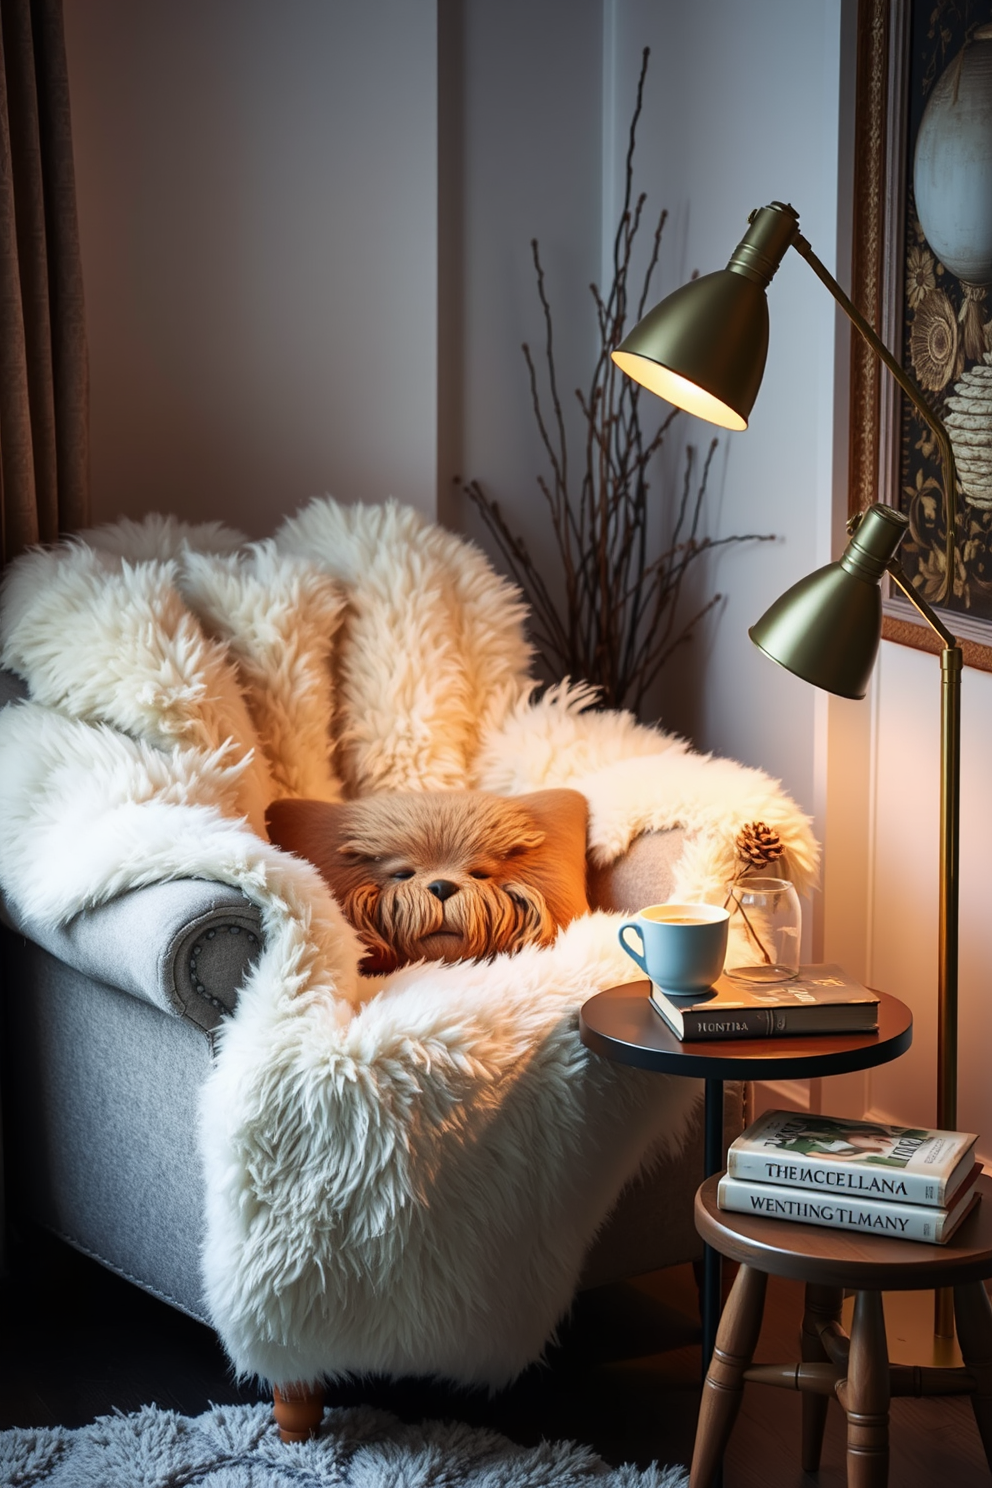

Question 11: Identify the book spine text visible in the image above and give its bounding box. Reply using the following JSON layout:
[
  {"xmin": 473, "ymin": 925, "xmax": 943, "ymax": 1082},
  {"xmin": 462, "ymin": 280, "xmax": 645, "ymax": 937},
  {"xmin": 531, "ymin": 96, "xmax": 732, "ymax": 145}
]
[
  {"xmin": 717, "ymin": 1178, "xmax": 953, "ymax": 1242},
  {"xmin": 726, "ymin": 1153, "xmax": 945, "ymax": 1205},
  {"xmin": 652, "ymin": 1001, "xmax": 875, "ymax": 1040}
]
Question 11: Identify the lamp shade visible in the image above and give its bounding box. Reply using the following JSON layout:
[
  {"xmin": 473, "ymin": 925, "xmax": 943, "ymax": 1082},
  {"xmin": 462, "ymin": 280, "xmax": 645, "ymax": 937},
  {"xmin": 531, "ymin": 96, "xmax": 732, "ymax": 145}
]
[
  {"xmin": 749, "ymin": 504, "xmax": 910, "ymax": 699},
  {"xmin": 611, "ymin": 202, "xmax": 802, "ymax": 430},
  {"xmin": 611, "ymin": 269, "xmax": 769, "ymax": 430},
  {"xmin": 748, "ymin": 565, "xmax": 883, "ymax": 699}
]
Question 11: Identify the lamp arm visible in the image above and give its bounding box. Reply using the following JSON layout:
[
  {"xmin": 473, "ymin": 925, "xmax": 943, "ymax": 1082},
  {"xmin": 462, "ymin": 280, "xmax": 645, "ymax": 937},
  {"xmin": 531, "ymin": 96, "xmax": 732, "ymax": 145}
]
[
  {"xmin": 885, "ymin": 561, "xmax": 958, "ymax": 649},
  {"xmin": 791, "ymin": 232, "xmax": 958, "ymax": 606}
]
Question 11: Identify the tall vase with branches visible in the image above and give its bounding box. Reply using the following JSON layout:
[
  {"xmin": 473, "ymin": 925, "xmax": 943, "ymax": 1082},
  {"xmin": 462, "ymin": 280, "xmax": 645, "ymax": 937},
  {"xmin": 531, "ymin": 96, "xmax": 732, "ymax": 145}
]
[{"xmin": 460, "ymin": 49, "xmax": 771, "ymax": 717}]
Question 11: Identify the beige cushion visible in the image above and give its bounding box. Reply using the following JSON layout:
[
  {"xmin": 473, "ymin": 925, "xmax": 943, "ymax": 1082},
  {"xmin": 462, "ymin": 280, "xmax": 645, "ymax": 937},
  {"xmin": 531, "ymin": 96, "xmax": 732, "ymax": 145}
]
[{"xmin": 588, "ymin": 826, "xmax": 687, "ymax": 913}]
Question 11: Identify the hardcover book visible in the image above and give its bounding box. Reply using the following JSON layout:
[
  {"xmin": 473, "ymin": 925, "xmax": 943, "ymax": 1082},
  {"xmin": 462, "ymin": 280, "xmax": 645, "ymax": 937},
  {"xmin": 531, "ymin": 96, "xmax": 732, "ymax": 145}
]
[
  {"xmin": 648, "ymin": 963, "xmax": 879, "ymax": 1041},
  {"xmin": 727, "ymin": 1109, "xmax": 979, "ymax": 1207},
  {"xmin": 716, "ymin": 1167, "xmax": 981, "ymax": 1245}
]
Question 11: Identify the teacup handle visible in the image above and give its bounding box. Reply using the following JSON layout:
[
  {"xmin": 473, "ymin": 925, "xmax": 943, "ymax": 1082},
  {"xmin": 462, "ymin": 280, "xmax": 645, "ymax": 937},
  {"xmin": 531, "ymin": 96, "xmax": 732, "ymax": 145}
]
[{"xmin": 618, "ymin": 922, "xmax": 648, "ymax": 976}]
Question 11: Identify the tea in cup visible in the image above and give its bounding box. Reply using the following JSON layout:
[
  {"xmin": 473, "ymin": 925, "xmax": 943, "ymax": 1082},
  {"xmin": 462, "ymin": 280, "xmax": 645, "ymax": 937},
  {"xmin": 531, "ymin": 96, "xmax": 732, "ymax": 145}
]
[{"xmin": 618, "ymin": 902, "xmax": 729, "ymax": 994}]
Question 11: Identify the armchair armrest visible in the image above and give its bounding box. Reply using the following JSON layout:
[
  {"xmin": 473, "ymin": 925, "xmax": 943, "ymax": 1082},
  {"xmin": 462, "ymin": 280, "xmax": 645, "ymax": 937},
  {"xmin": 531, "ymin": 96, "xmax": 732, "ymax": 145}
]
[
  {"xmin": 587, "ymin": 826, "xmax": 687, "ymax": 914},
  {"xmin": 1, "ymin": 878, "xmax": 262, "ymax": 1034}
]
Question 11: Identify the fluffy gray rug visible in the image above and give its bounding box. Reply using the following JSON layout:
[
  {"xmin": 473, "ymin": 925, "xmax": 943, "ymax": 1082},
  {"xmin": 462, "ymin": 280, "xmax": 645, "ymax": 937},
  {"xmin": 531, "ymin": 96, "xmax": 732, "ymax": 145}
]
[{"xmin": 0, "ymin": 1401, "xmax": 689, "ymax": 1486}]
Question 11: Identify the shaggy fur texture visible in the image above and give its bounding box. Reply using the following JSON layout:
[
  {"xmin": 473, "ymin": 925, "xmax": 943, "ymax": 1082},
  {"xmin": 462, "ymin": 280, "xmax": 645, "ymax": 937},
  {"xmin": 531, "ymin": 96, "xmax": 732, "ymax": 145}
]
[
  {"xmin": 0, "ymin": 1400, "xmax": 688, "ymax": 1487},
  {"xmin": 275, "ymin": 499, "xmax": 534, "ymax": 795},
  {"xmin": 475, "ymin": 684, "xmax": 820, "ymax": 907},
  {"xmin": 266, "ymin": 789, "xmax": 590, "ymax": 972},
  {"xmin": 0, "ymin": 498, "xmax": 819, "ymax": 1389}
]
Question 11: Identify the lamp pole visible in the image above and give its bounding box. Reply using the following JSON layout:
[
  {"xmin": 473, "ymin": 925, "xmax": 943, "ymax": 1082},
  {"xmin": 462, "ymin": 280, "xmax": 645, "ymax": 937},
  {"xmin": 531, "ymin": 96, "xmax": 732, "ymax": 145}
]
[
  {"xmin": 884, "ymin": 563, "xmax": 962, "ymax": 1340},
  {"xmin": 788, "ymin": 221, "xmax": 962, "ymax": 1141},
  {"xmin": 884, "ymin": 565, "xmax": 962, "ymax": 1138},
  {"xmin": 796, "ymin": 222, "xmax": 963, "ymax": 1344}
]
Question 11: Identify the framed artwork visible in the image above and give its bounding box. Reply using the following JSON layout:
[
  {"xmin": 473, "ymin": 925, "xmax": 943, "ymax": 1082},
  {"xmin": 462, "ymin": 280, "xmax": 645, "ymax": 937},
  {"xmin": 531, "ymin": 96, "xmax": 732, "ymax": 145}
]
[{"xmin": 851, "ymin": 0, "xmax": 992, "ymax": 669}]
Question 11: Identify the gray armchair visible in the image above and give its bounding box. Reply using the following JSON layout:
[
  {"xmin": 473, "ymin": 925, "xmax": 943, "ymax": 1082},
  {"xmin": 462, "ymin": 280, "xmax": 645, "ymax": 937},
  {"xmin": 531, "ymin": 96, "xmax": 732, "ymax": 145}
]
[
  {"xmin": 0, "ymin": 656, "xmax": 740, "ymax": 1323},
  {"xmin": 1, "ymin": 496, "xmax": 807, "ymax": 1436}
]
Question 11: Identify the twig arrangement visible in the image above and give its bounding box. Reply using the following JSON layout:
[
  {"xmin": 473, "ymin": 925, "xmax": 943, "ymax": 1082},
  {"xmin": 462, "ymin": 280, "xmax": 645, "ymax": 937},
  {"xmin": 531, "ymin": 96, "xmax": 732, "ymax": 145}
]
[{"xmin": 460, "ymin": 48, "xmax": 772, "ymax": 716}]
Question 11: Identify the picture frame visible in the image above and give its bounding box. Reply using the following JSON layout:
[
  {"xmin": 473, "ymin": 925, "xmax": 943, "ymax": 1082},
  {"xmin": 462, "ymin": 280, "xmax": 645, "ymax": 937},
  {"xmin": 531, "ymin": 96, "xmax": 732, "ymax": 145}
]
[{"xmin": 850, "ymin": 0, "xmax": 992, "ymax": 670}]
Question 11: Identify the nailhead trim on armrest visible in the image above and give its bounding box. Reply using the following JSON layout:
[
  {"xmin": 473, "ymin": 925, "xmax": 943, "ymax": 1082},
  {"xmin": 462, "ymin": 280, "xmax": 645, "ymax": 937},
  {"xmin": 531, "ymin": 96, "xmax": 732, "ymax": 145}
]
[{"xmin": 187, "ymin": 924, "xmax": 260, "ymax": 1012}]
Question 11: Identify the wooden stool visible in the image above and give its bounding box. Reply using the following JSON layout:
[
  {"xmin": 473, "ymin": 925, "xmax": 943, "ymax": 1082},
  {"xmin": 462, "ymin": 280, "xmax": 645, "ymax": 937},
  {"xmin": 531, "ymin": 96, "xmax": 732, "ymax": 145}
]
[{"xmin": 691, "ymin": 1172, "xmax": 992, "ymax": 1487}]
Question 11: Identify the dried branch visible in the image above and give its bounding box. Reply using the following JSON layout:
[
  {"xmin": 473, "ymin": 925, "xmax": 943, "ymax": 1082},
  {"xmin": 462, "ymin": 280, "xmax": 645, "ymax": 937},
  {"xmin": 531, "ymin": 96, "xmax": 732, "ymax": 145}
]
[{"xmin": 460, "ymin": 47, "xmax": 774, "ymax": 716}]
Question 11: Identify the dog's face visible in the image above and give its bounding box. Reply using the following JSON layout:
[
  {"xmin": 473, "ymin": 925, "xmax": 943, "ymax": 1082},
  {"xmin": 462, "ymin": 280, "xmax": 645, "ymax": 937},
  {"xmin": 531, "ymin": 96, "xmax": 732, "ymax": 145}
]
[
  {"xmin": 266, "ymin": 788, "xmax": 591, "ymax": 975},
  {"xmin": 330, "ymin": 792, "xmax": 556, "ymax": 971}
]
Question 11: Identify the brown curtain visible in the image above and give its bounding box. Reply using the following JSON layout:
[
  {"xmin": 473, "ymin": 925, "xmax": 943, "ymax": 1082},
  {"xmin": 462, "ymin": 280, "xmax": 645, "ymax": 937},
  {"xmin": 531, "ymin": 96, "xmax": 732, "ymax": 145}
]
[{"xmin": 0, "ymin": 0, "xmax": 87, "ymax": 567}]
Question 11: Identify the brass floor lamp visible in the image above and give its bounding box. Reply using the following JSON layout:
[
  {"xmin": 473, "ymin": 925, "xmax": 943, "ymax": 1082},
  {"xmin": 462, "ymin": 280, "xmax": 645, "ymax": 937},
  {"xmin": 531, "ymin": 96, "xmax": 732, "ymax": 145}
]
[{"xmin": 611, "ymin": 200, "xmax": 963, "ymax": 1335}]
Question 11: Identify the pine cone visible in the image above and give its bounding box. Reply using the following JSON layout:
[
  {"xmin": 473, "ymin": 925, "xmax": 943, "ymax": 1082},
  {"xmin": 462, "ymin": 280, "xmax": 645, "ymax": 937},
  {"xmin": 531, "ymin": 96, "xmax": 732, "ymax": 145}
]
[{"xmin": 735, "ymin": 821, "xmax": 784, "ymax": 871}]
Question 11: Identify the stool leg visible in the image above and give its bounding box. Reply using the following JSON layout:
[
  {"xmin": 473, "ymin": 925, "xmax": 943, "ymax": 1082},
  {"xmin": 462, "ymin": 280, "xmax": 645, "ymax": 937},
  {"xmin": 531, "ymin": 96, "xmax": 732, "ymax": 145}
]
[
  {"xmin": 843, "ymin": 1290, "xmax": 889, "ymax": 1488},
  {"xmin": 801, "ymin": 1282, "xmax": 844, "ymax": 1472},
  {"xmin": 953, "ymin": 1281, "xmax": 992, "ymax": 1471},
  {"xmin": 689, "ymin": 1262, "xmax": 767, "ymax": 1488}
]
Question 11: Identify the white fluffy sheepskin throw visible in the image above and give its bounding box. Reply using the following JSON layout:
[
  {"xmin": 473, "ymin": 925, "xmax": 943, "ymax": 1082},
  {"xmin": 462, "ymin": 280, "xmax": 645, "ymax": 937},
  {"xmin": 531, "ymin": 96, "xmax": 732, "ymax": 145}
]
[{"xmin": 0, "ymin": 498, "xmax": 818, "ymax": 1389}]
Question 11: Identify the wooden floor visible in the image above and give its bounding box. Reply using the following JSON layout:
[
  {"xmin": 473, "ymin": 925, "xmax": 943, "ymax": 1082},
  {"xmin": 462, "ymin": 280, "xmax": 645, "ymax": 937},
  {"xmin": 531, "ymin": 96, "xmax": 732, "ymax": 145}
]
[{"xmin": 1, "ymin": 1226, "xmax": 989, "ymax": 1484}]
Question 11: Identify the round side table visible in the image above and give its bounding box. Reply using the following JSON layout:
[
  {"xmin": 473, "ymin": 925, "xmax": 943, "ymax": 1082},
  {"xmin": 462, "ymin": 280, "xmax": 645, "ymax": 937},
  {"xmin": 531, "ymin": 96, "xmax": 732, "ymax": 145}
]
[{"xmin": 579, "ymin": 980, "xmax": 913, "ymax": 1368}]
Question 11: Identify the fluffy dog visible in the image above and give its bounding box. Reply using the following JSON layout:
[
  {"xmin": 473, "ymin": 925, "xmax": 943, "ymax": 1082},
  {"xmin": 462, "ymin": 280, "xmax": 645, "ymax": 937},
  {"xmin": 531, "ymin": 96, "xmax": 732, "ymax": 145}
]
[{"xmin": 266, "ymin": 788, "xmax": 589, "ymax": 972}]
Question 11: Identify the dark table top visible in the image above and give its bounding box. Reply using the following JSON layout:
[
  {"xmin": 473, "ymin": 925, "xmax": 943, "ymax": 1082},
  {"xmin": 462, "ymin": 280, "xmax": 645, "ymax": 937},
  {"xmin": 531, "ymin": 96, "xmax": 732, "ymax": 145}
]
[{"xmin": 579, "ymin": 980, "xmax": 913, "ymax": 1080}]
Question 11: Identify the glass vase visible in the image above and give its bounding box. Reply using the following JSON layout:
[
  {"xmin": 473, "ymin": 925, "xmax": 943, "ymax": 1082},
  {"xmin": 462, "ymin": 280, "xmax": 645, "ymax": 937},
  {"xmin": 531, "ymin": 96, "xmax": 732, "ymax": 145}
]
[{"xmin": 725, "ymin": 875, "xmax": 801, "ymax": 982}]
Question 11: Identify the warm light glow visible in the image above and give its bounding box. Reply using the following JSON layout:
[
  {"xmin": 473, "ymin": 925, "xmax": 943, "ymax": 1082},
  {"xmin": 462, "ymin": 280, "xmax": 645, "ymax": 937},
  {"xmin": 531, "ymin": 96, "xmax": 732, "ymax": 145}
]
[{"xmin": 611, "ymin": 350, "xmax": 748, "ymax": 430}]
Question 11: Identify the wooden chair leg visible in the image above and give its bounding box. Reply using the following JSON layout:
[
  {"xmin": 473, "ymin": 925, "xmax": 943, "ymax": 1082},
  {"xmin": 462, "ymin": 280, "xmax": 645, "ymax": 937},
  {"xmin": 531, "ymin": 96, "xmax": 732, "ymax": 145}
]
[
  {"xmin": 840, "ymin": 1290, "xmax": 889, "ymax": 1488},
  {"xmin": 273, "ymin": 1381, "xmax": 325, "ymax": 1442},
  {"xmin": 690, "ymin": 1262, "xmax": 767, "ymax": 1487},
  {"xmin": 801, "ymin": 1282, "xmax": 844, "ymax": 1473},
  {"xmin": 954, "ymin": 1281, "xmax": 992, "ymax": 1472}
]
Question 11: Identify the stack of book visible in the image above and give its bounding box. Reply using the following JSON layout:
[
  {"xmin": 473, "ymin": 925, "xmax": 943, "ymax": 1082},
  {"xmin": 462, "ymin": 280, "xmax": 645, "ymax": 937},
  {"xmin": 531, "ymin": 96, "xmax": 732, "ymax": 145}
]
[
  {"xmin": 718, "ymin": 1109, "xmax": 982, "ymax": 1245},
  {"xmin": 649, "ymin": 963, "xmax": 878, "ymax": 1041}
]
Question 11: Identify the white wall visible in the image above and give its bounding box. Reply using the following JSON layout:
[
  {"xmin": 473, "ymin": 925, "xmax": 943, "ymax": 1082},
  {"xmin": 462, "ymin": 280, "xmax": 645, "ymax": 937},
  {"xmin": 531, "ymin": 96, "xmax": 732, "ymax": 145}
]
[
  {"xmin": 64, "ymin": 0, "xmax": 439, "ymax": 536},
  {"xmin": 439, "ymin": 0, "xmax": 605, "ymax": 628}
]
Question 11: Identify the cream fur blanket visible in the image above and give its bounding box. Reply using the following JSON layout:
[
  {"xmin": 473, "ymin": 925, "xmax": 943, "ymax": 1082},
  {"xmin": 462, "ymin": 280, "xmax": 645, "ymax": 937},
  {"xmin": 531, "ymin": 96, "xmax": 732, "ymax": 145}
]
[{"xmin": 0, "ymin": 498, "xmax": 818, "ymax": 1388}]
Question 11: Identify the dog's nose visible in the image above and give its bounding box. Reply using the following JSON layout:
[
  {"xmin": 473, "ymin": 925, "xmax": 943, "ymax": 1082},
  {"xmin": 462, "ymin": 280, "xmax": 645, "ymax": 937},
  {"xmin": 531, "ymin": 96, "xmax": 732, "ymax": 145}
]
[{"xmin": 428, "ymin": 879, "xmax": 459, "ymax": 902}]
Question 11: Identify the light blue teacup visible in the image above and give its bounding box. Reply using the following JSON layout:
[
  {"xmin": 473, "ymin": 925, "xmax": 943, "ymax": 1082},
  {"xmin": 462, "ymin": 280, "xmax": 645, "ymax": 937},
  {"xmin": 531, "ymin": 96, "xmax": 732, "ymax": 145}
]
[{"xmin": 618, "ymin": 903, "xmax": 730, "ymax": 994}]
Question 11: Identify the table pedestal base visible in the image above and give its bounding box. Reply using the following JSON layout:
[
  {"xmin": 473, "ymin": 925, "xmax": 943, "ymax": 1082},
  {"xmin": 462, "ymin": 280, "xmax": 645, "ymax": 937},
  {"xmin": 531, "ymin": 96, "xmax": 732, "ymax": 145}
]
[{"xmin": 701, "ymin": 1078, "xmax": 724, "ymax": 1372}]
